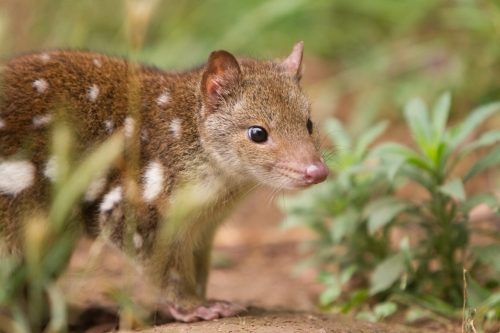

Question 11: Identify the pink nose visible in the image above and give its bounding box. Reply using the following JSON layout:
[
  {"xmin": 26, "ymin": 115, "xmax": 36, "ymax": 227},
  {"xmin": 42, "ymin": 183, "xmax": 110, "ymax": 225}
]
[{"xmin": 304, "ymin": 162, "xmax": 329, "ymax": 184}]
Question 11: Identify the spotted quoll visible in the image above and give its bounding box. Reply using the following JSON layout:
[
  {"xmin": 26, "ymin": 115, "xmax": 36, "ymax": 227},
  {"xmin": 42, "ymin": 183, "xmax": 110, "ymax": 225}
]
[{"xmin": 0, "ymin": 42, "xmax": 328, "ymax": 322}]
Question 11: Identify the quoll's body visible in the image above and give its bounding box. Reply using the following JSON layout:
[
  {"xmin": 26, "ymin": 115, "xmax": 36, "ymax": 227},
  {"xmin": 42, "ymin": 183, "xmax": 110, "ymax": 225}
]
[{"xmin": 0, "ymin": 42, "xmax": 328, "ymax": 322}]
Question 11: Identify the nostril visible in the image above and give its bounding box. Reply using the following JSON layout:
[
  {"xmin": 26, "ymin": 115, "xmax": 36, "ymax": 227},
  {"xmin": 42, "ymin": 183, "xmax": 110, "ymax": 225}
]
[{"xmin": 304, "ymin": 162, "xmax": 329, "ymax": 184}]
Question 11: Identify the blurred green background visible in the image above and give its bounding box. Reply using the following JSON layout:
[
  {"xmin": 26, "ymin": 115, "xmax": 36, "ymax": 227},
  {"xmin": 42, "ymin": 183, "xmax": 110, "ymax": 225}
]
[{"xmin": 2, "ymin": 0, "xmax": 500, "ymax": 135}]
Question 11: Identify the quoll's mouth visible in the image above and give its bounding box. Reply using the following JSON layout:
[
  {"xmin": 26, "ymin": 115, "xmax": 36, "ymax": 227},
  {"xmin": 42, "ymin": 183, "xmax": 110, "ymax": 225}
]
[{"xmin": 273, "ymin": 161, "xmax": 329, "ymax": 189}]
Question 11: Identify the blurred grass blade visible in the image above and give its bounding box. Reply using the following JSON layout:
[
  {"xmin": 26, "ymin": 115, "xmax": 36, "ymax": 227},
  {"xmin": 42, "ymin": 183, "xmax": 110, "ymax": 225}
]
[
  {"xmin": 214, "ymin": 0, "xmax": 309, "ymax": 50},
  {"xmin": 463, "ymin": 145, "xmax": 500, "ymax": 183},
  {"xmin": 50, "ymin": 132, "xmax": 124, "ymax": 229},
  {"xmin": 431, "ymin": 91, "xmax": 451, "ymax": 142},
  {"xmin": 447, "ymin": 102, "xmax": 500, "ymax": 149},
  {"xmin": 45, "ymin": 283, "xmax": 67, "ymax": 333},
  {"xmin": 438, "ymin": 178, "xmax": 466, "ymax": 201}
]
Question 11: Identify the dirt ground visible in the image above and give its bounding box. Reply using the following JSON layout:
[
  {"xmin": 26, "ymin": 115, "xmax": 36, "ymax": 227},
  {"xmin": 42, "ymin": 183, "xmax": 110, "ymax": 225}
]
[{"xmin": 57, "ymin": 188, "xmax": 466, "ymax": 333}]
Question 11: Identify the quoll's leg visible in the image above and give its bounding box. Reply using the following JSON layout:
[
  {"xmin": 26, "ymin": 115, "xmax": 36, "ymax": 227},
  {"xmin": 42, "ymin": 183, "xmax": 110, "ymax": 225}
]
[
  {"xmin": 139, "ymin": 224, "xmax": 245, "ymax": 322},
  {"xmin": 97, "ymin": 185, "xmax": 245, "ymax": 322}
]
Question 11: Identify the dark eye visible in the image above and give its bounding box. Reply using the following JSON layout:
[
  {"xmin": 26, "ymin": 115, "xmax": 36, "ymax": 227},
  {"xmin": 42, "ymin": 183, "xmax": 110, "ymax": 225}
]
[
  {"xmin": 307, "ymin": 119, "xmax": 313, "ymax": 134},
  {"xmin": 247, "ymin": 126, "xmax": 268, "ymax": 143}
]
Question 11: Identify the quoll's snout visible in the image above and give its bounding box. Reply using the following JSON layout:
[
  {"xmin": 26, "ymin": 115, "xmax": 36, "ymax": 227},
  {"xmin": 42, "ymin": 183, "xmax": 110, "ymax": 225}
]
[{"xmin": 304, "ymin": 161, "xmax": 329, "ymax": 184}]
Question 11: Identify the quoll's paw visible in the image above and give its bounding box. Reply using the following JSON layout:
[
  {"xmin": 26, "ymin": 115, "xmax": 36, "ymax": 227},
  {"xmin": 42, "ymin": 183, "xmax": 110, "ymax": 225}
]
[{"xmin": 167, "ymin": 300, "xmax": 246, "ymax": 323}]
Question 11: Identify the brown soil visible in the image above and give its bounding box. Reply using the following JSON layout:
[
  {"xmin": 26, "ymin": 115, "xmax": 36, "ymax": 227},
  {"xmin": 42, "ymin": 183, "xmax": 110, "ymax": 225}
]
[{"xmin": 58, "ymin": 189, "xmax": 462, "ymax": 333}]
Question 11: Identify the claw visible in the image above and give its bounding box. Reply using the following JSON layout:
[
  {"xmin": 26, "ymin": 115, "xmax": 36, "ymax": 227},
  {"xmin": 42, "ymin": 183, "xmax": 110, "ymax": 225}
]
[{"xmin": 167, "ymin": 300, "xmax": 246, "ymax": 323}]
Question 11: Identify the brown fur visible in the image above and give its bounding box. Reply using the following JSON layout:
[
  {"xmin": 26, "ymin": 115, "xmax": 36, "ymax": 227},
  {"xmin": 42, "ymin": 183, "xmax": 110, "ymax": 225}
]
[{"xmin": 0, "ymin": 43, "xmax": 326, "ymax": 321}]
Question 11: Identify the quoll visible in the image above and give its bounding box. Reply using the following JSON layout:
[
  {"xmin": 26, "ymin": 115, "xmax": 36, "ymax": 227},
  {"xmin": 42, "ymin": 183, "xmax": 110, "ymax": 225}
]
[{"xmin": 0, "ymin": 42, "xmax": 328, "ymax": 322}]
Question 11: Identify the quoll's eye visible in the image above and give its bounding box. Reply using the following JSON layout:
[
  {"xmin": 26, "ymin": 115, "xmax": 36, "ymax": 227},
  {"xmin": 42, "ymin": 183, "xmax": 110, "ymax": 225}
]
[
  {"xmin": 306, "ymin": 119, "xmax": 313, "ymax": 134},
  {"xmin": 247, "ymin": 126, "xmax": 268, "ymax": 143}
]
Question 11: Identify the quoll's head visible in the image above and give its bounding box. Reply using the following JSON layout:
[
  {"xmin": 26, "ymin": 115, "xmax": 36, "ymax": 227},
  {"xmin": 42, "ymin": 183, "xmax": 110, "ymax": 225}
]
[{"xmin": 200, "ymin": 41, "xmax": 328, "ymax": 190}]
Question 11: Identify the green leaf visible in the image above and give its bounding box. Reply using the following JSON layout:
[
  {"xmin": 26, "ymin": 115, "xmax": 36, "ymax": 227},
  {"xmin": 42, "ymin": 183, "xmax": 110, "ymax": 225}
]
[
  {"xmin": 476, "ymin": 292, "xmax": 500, "ymax": 309},
  {"xmin": 354, "ymin": 120, "xmax": 388, "ymax": 159},
  {"xmin": 471, "ymin": 244, "xmax": 500, "ymax": 272},
  {"xmin": 356, "ymin": 311, "xmax": 378, "ymax": 323},
  {"xmin": 398, "ymin": 164, "xmax": 433, "ymax": 190},
  {"xmin": 383, "ymin": 156, "xmax": 406, "ymax": 181},
  {"xmin": 370, "ymin": 253, "xmax": 405, "ymax": 295},
  {"xmin": 466, "ymin": 274, "xmax": 491, "ymax": 307},
  {"xmin": 319, "ymin": 285, "xmax": 341, "ymax": 305},
  {"xmin": 340, "ymin": 265, "xmax": 358, "ymax": 284},
  {"xmin": 370, "ymin": 142, "xmax": 434, "ymax": 173},
  {"xmin": 405, "ymin": 308, "xmax": 430, "ymax": 323},
  {"xmin": 447, "ymin": 102, "xmax": 500, "ymax": 149},
  {"xmin": 460, "ymin": 129, "xmax": 500, "ymax": 157},
  {"xmin": 324, "ymin": 118, "xmax": 352, "ymax": 152},
  {"xmin": 317, "ymin": 271, "xmax": 337, "ymax": 285},
  {"xmin": 331, "ymin": 209, "xmax": 361, "ymax": 244},
  {"xmin": 364, "ymin": 197, "xmax": 409, "ymax": 234},
  {"xmin": 403, "ymin": 97, "xmax": 432, "ymax": 149},
  {"xmin": 464, "ymin": 145, "xmax": 500, "ymax": 182},
  {"xmin": 438, "ymin": 178, "xmax": 466, "ymax": 201},
  {"xmin": 431, "ymin": 91, "xmax": 451, "ymax": 142},
  {"xmin": 462, "ymin": 193, "xmax": 499, "ymax": 213},
  {"xmin": 373, "ymin": 301, "xmax": 398, "ymax": 318},
  {"xmin": 370, "ymin": 142, "xmax": 418, "ymax": 159}
]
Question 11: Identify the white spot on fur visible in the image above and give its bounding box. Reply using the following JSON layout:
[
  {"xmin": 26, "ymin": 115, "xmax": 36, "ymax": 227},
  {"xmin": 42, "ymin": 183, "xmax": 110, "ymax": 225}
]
[
  {"xmin": 142, "ymin": 161, "xmax": 164, "ymax": 202},
  {"xmin": 124, "ymin": 117, "xmax": 135, "ymax": 138},
  {"xmin": 39, "ymin": 53, "xmax": 51, "ymax": 62},
  {"xmin": 84, "ymin": 176, "xmax": 107, "ymax": 202},
  {"xmin": 32, "ymin": 114, "xmax": 53, "ymax": 128},
  {"xmin": 104, "ymin": 120, "xmax": 114, "ymax": 134},
  {"xmin": 0, "ymin": 160, "xmax": 36, "ymax": 196},
  {"xmin": 157, "ymin": 90, "xmax": 170, "ymax": 106},
  {"xmin": 169, "ymin": 118, "xmax": 181, "ymax": 138},
  {"xmin": 100, "ymin": 186, "xmax": 122, "ymax": 212},
  {"xmin": 43, "ymin": 156, "xmax": 58, "ymax": 181},
  {"xmin": 33, "ymin": 79, "xmax": 49, "ymax": 93},
  {"xmin": 0, "ymin": 119, "xmax": 5, "ymax": 130},
  {"xmin": 133, "ymin": 233, "xmax": 143, "ymax": 249},
  {"xmin": 88, "ymin": 84, "xmax": 100, "ymax": 103},
  {"xmin": 93, "ymin": 58, "xmax": 102, "ymax": 68},
  {"xmin": 140, "ymin": 128, "xmax": 149, "ymax": 143}
]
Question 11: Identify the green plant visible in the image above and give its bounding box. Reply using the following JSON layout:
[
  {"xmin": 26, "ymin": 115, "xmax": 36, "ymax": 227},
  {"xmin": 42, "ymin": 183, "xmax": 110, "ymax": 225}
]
[
  {"xmin": 282, "ymin": 92, "xmax": 500, "ymax": 323},
  {"xmin": 281, "ymin": 117, "xmax": 394, "ymax": 312}
]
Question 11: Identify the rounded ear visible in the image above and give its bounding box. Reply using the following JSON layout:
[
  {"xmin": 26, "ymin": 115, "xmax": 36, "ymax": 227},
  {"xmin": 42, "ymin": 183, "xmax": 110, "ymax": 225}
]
[
  {"xmin": 201, "ymin": 50, "xmax": 241, "ymax": 115},
  {"xmin": 281, "ymin": 41, "xmax": 304, "ymax": 79}
]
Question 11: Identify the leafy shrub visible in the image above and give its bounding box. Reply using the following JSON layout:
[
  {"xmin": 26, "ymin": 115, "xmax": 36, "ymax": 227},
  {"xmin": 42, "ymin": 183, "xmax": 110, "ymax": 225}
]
[{"xmin": 282, "ymin": 92, "xmax": 500, "ymax": 322}]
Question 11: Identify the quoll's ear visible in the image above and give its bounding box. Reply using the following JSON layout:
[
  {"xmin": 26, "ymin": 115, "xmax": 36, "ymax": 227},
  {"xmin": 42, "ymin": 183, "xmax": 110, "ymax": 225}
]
[
  {"xmin": 281, "ymin": 41, "xmax": 304, "ymax": 79},
  {"xmin": 201, "ymin": 50, "xmax": 241, "ymax": 115}
]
